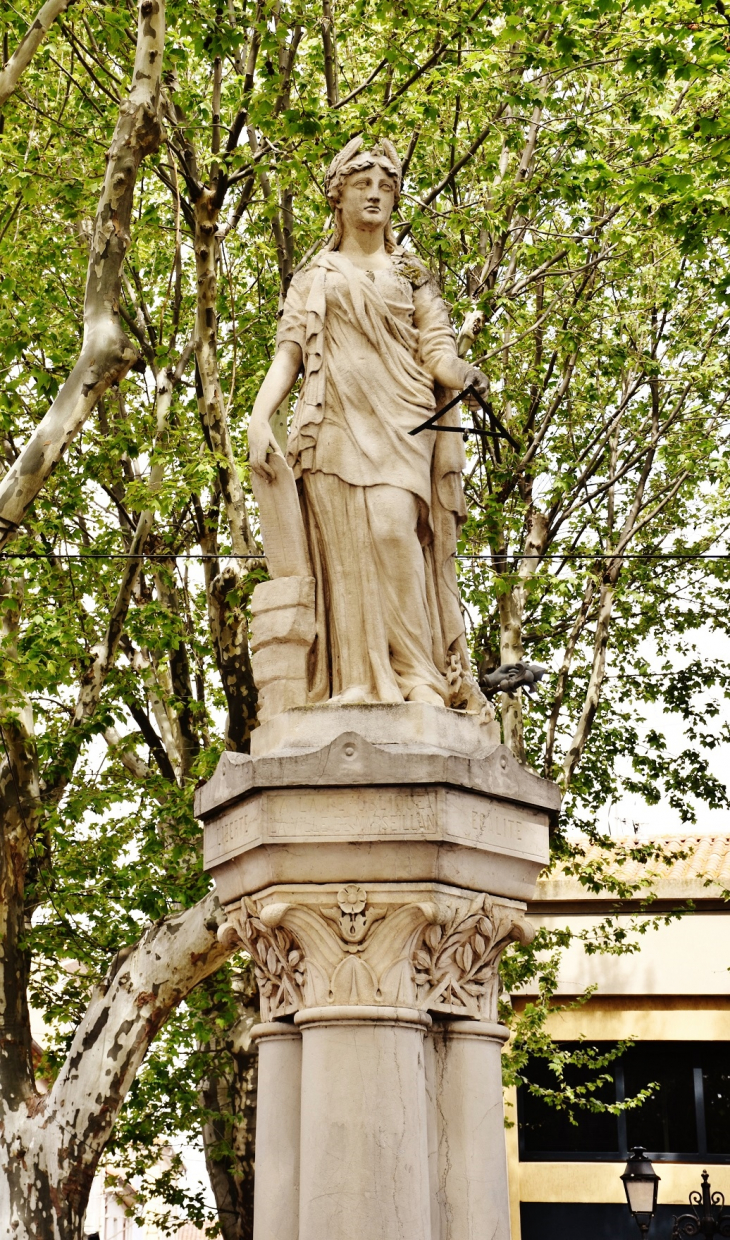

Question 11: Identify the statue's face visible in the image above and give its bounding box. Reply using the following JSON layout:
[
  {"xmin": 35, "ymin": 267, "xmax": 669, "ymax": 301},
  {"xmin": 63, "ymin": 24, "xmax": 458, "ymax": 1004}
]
[{"xmin": 338, "ymin": 161, "xmax": 396, "ymax": 234}]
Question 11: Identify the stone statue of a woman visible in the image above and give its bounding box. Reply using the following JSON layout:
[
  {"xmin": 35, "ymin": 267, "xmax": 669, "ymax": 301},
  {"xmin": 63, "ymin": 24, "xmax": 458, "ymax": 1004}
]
[{"xmin": 247, "ymin": 136, "xmax": 490, "ymax": 714}]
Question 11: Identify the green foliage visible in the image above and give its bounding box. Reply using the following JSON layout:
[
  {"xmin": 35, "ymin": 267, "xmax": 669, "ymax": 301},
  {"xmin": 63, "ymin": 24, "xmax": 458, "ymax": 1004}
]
[{"xmin": 1, "ymin": 0, "xmax": 730, "ymax": 1224}]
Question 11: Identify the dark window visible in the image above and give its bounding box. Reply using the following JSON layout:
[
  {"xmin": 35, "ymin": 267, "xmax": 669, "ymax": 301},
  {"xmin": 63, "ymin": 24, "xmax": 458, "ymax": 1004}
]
[
  {"xmin": 517, "ymin": 1041, "xmax": 730, "ymax": 1163},
  {"xmin": 624, "ymin": 1042, "xmax": 698, "ymax": 1154},
  {"xmin": 702, "ymin": 1043, "xmax": 730, "ymax": 1156},
  {"xmin": 519, "ymin": 1047, "xmax": 617, "ymax": 1154},
  {"xmin": 520, "ymin": 1203, "xmax": 678, "ymax": 1240}
]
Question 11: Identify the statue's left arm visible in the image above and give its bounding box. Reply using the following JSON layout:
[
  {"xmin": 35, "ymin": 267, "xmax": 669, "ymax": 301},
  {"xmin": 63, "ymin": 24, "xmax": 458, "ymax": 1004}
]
[
  {"xmin": 412, "ymin": 274, "xmax": 492, "ymax": 713},
  {"xmin": 413, "ymin": 281, "xmax": 488, "ymax": 398}
]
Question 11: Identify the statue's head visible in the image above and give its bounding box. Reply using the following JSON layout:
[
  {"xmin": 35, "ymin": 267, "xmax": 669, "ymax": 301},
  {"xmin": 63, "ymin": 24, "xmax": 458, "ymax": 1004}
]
[
  {"xmin": 325, "ymin": 136, "xmax": 402, "ymax": 207},
  {"xmin": 324, "ymin": 136, "xmax": 402, "ymax": 251}
]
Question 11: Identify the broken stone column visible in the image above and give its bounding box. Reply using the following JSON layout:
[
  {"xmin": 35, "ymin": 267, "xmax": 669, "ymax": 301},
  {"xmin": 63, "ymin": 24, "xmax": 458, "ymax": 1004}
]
[
  {"xmin": 196, "ymin": 703, "xmax": 559, "ymax": 1240},
  {"xmin": 250, "ymin": 576, "xmax": 315, "ymax": 723}
]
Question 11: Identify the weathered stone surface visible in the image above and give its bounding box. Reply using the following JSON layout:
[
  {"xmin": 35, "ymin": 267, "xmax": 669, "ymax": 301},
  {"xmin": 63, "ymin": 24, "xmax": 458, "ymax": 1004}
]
[
  {"xmin": 250, "ymin": 1023, "xmax": 301, "ymax": 1240},
  {"xmin": 427, "ymin": 1020, "xmax": 512, "ymax": 1240},
  {"xmin": 252, "ymin": 643, "xmax": 311, "ymax": 683},
  {"xmin": 250, "ymin": 579, "xmax": 316, "ymax": 722},
  {"xmin": 195, "ymin": 709, "xmax": 559, "ymax": 817},
  {"xmin": 206, "ymin": 788, "xmax": 548, "ymax": 903},
  {"xmin": 254, "ymin": 677, "xmax": 310, "ymax": 721},
  {"xmin": 198, "ymin": 708, "xmax": 556, "ymax": 903},
  {"xmin": 250, "ymin": 577, "xmax": 316, "ymax": 650},
  {"xmin": 197, "ymin": 700, "xmax": 559, "ymax": 1240},
  {"xmin": 297, "ymin": 1007, "xmax": 433, "ymax": 1240},
  {"xmin": 251, "ymin": 574, "xmax": 315, "ymax": 616},
  {"xmin": 249, "ymin": 700, "xmax": 500, "ymax": 758}
]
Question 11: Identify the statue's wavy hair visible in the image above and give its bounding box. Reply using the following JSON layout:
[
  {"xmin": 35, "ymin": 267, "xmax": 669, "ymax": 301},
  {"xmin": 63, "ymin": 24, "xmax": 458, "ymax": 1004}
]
[{"xmin": 323, "ymin": 135, "xmax": 402, "ymax": 253}]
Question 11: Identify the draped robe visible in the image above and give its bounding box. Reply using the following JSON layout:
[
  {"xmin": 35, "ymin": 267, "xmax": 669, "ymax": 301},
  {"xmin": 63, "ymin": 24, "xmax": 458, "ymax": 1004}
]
[{"xmin": 276, "ymin": 248, "xmax": 473, "ymax": 705}]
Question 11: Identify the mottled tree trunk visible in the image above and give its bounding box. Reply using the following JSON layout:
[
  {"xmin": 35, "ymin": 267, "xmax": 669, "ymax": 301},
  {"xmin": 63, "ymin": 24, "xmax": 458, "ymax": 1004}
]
[
  {"xmin": 0, "ymin": 0, "xmax": 73, "ymax": 108},
  {"xmin": 0, "ymin": 893, "xmax": 234, "ymax": 1240},
  {"xmin": 495, "ymin": 507, "xmax": 548, "ymax": 761},
  {"xmin": 0, "ymin": 581, "xmax": 48, "ymax": 1232},
  {"xmin": 0, "ymin": 0, "xmax": 166, "ymax": 549},
  {"xmin": 200, "ymin": 971, "xmax": 259, "ymax": 1240},
  {"xmin": 193, "ymin": 189, "xmax": 254, "ymax": 559},
  {"xmin": 193, "ymin": 188, "xmax": 258, "ymax": 750}
]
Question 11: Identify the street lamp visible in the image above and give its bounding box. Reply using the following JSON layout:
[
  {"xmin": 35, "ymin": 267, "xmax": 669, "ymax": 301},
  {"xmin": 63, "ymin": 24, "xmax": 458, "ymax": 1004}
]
[
  {"xmin": 622, "ymin": 1146, "xmax": 661, "ymax": 1237},
  {"xmin": 672, "ymin": 1170, "xmax": 730, "ymax": 1239}
]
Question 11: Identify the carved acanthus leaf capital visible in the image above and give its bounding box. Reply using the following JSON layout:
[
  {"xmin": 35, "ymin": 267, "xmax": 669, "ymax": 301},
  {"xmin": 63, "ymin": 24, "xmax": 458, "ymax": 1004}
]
[
  {"xmin": 414, "ymin": 893, "xmax": 534, "ymax": 1021},
  {"xmin": 234, "ymin": 897, "xmax": 306, "ymax": 1020},
  {"xmin": 220, "ymin": 886, "xmax": 533, "ymax": 1022}
]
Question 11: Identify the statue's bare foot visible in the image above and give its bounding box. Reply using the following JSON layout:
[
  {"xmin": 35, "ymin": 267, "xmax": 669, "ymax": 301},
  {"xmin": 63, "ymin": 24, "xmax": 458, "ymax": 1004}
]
[{"xmin": 406, "ymin": 684, "xmax": 445, "ymax": 706}]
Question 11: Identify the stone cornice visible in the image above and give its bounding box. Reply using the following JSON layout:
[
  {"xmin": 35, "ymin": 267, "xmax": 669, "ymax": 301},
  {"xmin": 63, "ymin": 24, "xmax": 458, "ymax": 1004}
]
[{"xmin": 195, "ymin": 731, "xmax": 561, "ymax": 823}]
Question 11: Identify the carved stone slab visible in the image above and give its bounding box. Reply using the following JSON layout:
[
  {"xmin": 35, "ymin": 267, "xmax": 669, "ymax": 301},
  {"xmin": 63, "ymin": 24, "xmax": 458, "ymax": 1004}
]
[
  {"xmin": 205, "ymin": 785, "xmax": 545, "ymax": 868},
  {"xmin": 198, "ymin": 707, "xmax": 558, "ymax": 905},
  {"xmin": 195, "ymin": 728, "xmax": 560, "ymax": 820},
  {"xmin": 249, "ymin": 700, "xmax": 500, "ymax": 758}
]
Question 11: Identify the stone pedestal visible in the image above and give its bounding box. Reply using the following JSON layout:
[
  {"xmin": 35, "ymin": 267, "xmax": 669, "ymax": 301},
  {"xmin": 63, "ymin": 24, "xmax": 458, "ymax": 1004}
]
[{"xmin": 196, "ymin": 704, "xmax": 559, "ymax": 1240}]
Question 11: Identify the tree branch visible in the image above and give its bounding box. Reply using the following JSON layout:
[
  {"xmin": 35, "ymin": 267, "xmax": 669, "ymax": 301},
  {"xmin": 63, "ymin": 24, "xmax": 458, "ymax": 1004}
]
[
  {"xmin": 321, "ymin": 0, "xmax": 339, "ymax": 105},
  {"xmin": 0, "ymin": 0, "xmax": 73, "ymax": 109},
  {"xmin": 34, "ymin": 893, "xmax": 236, "ymax": 1235},
  {"xmin": 0, "ymin": 0, "xmax": 166, "ymax": 550},
  {"xmin": 43, "ymin": 337, "xmax": 193, "ymax": 802},
  {"xmin": 194, "ymin": 190, "xmax": 257, "ymax": 557}
]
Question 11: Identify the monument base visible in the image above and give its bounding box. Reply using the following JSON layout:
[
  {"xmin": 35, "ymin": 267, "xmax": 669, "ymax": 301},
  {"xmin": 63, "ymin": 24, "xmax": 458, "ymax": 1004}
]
[
  {"xmin": 196, "ymin": 704, "xmax": 559, "ymax": 1240},
  {"xmin": 249, "ymin": 700, "xmax": 501, "ymax": 757}
]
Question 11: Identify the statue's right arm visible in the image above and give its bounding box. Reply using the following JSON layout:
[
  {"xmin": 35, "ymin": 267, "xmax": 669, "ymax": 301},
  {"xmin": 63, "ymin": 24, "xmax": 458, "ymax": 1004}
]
[{"xmin": 247, "ymin": 341, "xmax": 303, "ymax": 481}]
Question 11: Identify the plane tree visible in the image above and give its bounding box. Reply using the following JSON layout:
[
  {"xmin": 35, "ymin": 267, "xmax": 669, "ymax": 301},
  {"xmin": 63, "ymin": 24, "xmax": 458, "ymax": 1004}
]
[{"xmin": 1, "ymin": 0, "xmax": 730, "ymax": 1235}]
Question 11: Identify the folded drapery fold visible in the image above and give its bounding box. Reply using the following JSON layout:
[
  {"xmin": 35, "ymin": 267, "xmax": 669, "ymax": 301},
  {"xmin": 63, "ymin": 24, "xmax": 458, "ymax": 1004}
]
[{"xmin": 274, "ymin": 247, "xmax": 474, "ymax": 704}]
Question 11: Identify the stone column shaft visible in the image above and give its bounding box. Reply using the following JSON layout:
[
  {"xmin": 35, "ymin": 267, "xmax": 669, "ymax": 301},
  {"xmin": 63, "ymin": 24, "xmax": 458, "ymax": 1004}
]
[
  {"xmin": 429, "ymin": 1020, "xmax": 511, "ymax": 1240},
  {"xmin": 250, "ymin": 1022, "xmax": 302, "ymax": 1240},
  {"xmin": 296, "ymin": 1006, "xmax": 433, "ymax": 1240}
]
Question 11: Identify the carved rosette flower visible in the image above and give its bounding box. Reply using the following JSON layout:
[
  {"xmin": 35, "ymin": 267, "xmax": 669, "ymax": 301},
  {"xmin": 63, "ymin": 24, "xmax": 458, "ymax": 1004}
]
[{"xmin": 413, "ymin": 895, "xmax": 534, "ymax": 1021}]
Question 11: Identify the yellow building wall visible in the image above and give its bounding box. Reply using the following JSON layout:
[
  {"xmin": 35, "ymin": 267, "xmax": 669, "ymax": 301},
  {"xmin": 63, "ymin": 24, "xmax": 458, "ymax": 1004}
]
[
  {"xmin": 523, "ymin": 911, "xmax": 730, "ymax": 997},
  {"xmin": 506, "ymin": 997, "xmax": 730, "ymax": 1240}
]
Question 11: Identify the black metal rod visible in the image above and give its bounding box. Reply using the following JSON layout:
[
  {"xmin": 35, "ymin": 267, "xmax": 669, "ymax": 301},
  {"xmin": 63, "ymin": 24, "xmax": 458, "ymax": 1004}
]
[{"xmin": 408, "ymin": 383, "xmax": 521, "ymax": 451}]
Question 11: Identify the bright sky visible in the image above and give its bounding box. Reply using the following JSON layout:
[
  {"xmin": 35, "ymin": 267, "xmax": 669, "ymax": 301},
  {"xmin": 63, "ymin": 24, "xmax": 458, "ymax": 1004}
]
[{"xmin": 598, "ymin": 627, "xmax": 730, "ymax": 838}]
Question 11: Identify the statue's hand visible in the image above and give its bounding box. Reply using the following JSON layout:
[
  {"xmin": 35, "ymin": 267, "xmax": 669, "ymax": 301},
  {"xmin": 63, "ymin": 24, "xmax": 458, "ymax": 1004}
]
[
  {"xmin": 462, "ymin": 365, "xmax": 489, "ymax": 400},
  {"xmin": 248, "ymin": 417, "xmax": 284, "ymax": 482}
]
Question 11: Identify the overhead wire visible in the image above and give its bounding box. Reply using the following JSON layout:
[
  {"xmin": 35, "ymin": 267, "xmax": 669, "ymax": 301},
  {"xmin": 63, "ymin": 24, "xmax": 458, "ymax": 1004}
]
[{"xmin": 0, "ymin": 551, "xmax": 728, "ymax": 563}]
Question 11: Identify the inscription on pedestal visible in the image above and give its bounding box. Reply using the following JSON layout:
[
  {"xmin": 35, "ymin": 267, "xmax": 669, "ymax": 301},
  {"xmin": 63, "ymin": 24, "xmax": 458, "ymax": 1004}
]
[
  {"xmin": 267, "ymin": 788, "xmax": 438, "ymax": 838},
  {"xmin": 466, "ymin": 804, "xmax": 526, "ymax": 846},
  {"xmin": 204, "ymin": 784, "xmax": 547, "ymax": 869},
  {"xmin": 443, "ymin": 790, "xmax": 543, "ymax": 855},
  {"xmin": 210, "ymin": 799, "xmax": 263, "ymax": 860}
]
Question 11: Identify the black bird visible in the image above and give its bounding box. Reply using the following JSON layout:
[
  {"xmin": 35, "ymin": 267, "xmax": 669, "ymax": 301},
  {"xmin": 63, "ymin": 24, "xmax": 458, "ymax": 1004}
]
[{"xmin": 479, "ymin": 662, "xmax": 549, "ymax": 699}]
